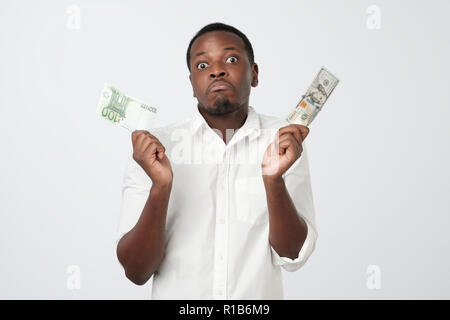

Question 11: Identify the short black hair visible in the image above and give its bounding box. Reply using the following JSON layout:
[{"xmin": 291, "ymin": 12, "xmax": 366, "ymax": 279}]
[{"xmin": 186, "ymin": 22, "xmax": 255, "ymax": 72}]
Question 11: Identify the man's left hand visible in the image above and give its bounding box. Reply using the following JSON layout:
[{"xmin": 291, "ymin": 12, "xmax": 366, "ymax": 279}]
[{"xmin": 261, "ymin": 124, "xmax": 310, "ymax": 180}]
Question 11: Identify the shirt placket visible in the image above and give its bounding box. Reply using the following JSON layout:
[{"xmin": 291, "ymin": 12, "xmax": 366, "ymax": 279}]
[{"xmin": 212, "ymin": 149, "xmax": 230, "ymax": 300}]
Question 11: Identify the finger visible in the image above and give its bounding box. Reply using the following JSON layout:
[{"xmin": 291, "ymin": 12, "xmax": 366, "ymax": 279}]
[
  {"xmin": 132, "ymin": 130, "xmax": 160, "ymax": 146},
  {"xmin": 137, "ymin": 135, "xmax": 159, "ymax": 151},
  {"xmin": 139, "ymin": 136, "xmax": 154, "ymax": 153},
  {"xmin": 276, "ymin": 133, "xmax": 299, "ymax": 154},
  {"xmin": 278, "ymin": 124, "xmax": 308, "ymax": 145},
  {"xmin": 279, "ymin": 127, "xmax": 302, "ymax": 146},
  {"xmin": 156, "ymin": 143, "xmax": 166, "ymax": 159},
  {"xmin": 277, "ymin": 132, "xmax": 296, "ymax": 146},
  {"xmin": 135, "ymin": 134, "xmax": 150, "ymax": 150},
  {"xmin": 132, "ymin": 130, "xmax": 141, "ymax": 145},
  {"xmin": 132, "ymin": 130, "xmax": 148, "ymax": 148},
  {"xmin": 278, "ymin": 134, "xmax": 298, "ymax": 148},
  {"xmin": 150, "ymin": 142, "xmax": 166, "ymax": 160},
  {"xmin": 143, "ymin": 141, "xmax": 165, "ymax": 158},
  {"xmin": 278, "ymin": 135, "xmax": 300, "ymax": 155},
  {"xmin": 143, "ymin": 131, "xmax": 161, "ymax": 143},
  {"xmin": 298, "ymin": 125, "xmax": 310, "ymax": 141},
  {"xmin": 142, "ymin": 142, "xmax": 158, "ymax": 159}
]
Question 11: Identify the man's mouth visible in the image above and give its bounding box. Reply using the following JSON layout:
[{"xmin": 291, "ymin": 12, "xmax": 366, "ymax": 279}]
[
  {"xmin": 208, "ymin": 80, "xmax": 233, "ymax": 94},
  {"xmin": 212, "ymin": 86, "xmax": 230, "ymax": 92}
]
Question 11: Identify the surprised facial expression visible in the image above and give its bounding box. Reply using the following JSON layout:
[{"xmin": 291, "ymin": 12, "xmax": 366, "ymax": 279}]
[{"xmin": 188, "ymin": 30, "xmax": 258, "ymax": 116}]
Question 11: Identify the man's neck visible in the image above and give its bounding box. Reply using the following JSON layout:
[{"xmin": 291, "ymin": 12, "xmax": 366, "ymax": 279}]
[{"xmin": 198, "ymin": 104, "xmax": 249, "ymax": 144}]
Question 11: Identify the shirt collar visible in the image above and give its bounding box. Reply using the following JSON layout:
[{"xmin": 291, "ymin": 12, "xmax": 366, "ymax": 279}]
[{"xmin": 190, "ymin": 105, "xmax": 261, "ymax": 141}]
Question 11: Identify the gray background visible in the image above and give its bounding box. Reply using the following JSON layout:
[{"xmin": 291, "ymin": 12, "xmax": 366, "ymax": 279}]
[{"xmin": 1, "ymin": 0, "xmax": 449, "ymax": 299}]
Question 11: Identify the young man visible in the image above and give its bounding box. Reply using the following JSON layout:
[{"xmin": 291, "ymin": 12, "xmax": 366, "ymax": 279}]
[{"xmin": 116, "ymin": 22, "xmax": 318, "ymax": 299}]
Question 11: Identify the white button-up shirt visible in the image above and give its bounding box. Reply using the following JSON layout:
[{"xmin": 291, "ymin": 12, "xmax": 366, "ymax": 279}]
[{"xmin": 116, "ymin": 105, "xmax": 318, "ymax": 299}]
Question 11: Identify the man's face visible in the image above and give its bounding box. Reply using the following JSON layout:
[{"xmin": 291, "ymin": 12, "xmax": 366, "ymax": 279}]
[{"xmin": 189, "ymin": 30, "xmax": 258, "ymax": 116}]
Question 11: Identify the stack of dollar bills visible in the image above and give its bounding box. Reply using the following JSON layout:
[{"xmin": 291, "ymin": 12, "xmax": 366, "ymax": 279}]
[
  {"xmin": 287, "ymin": 67, "xmax": 339, "ymax": 126},
  {"xmin": 96, "ymin": 84, "xmax": 157, "ymax": 132}
]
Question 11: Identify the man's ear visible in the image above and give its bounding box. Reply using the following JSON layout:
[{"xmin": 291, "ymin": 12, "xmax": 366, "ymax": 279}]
[
  {"xmin": 189, "ymin": 74, "xmax": 197, "ymax": 98},
  {"xmin": 251, "ymin": 63, "xmax": 259, "ymax": 87}
]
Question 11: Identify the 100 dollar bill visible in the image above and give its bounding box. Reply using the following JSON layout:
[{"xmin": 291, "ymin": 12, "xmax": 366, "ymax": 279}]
[
  {"xmin": 96, "ymin": 84, "xmax": 157, "ymax": 132},
  {"xmin": 287, "ymin": 67, "xmax": 339, "ymax": 126}
]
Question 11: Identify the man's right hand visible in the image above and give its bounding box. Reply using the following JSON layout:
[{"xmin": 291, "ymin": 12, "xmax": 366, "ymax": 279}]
[{"xmin": 131, "ymin": 130, "xmax": 173, "ymax": 188}]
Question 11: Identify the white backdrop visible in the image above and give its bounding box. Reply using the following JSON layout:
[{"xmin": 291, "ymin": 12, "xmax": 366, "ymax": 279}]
[{"xmin": 1, "ymin": 0, "xmax": 449, "ymax": 299}]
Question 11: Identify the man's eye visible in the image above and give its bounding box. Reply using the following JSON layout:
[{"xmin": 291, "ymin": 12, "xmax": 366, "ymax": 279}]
[
  {"xmin": 197, "ymin": 62, "xmax": 208, "ymax": 70},
  {"xmin": 226, "ymin": 56, "xmax": 238, "ymax": 63}
]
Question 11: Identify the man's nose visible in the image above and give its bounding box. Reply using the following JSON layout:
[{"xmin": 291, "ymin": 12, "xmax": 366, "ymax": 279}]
[{"xmin": 210, "ymin": 69, "xmax": 227, "ymax": 79}]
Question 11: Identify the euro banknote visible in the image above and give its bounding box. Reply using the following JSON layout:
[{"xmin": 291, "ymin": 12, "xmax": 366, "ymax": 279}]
[
  {"xmin": 96, "ymin": 84, "xmax": 157, "ymax": 132},
  {"xmin": 287, "ymin": 67, "xmax": 339, "ymax": 126}
]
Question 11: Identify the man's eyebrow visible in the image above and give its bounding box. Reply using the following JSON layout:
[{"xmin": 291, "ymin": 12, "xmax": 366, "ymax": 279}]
[{"xmin": 194, "ymin": 46, "xmax": 240, "ymax": 57}]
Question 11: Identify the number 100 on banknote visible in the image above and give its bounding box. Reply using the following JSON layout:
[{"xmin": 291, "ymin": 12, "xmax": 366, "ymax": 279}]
[
  {"xmin": 96, "ymin": 84, "xmax": 157, "ymax": 132},
  {"xmin": 287, "ymin": 67, "xmax": 339, "ymax": 127}
]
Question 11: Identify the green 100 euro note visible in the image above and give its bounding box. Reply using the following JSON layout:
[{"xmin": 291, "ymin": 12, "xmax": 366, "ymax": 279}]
[{"xmin": 96, "ymin": 84, "xmax": 157, "ymax": 132}]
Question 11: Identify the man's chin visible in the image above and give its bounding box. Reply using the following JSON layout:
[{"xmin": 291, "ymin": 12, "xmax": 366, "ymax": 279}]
[{"xmin": 201, "ymin": 97, "xmax": 240, "ymax": 116}]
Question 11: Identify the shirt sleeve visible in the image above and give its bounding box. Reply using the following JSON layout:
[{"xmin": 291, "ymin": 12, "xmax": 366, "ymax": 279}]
[
  {"xmin": 116, "ymin": 153, "xmax": 153, "ymax": 245},
  {"xmin": 270, "ymin": 142, "xmax": 318, "ymax": 272}
]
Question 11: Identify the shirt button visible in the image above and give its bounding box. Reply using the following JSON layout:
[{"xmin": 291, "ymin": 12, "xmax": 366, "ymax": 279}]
[
  {"xmin": 219, "ymin": 218, "xmax": 225, "ymax": 224},
  {"xmin": 219, "ymin": 254, "xmax": 224, "ymax": 261},
  {"xmin": 217, "ymin": 288, "xmax": 223, "ymax": 296}
]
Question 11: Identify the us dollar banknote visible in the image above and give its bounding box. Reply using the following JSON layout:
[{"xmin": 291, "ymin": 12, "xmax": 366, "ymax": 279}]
[
  {"xmin": 287, "ymin": 67, "xmax": 339, "ymax": 126},
  {"xmin": 96, "ymin": 84, "xmax": 157, "ymax": 132}
]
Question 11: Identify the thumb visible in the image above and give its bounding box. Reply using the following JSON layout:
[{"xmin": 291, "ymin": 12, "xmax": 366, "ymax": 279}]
[
  {"xmin": 157, "ymin": 146, "xmax": 165, "ymax": 159},
  {"xmin": 300, "ymin": 126, "xmax": 310, "ymax": 140}
]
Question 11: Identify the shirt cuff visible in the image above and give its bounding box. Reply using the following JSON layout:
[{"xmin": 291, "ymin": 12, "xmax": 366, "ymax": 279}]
[{"xmin": 270, "ymin": 218, "xmax": 317, "ymax": 272}]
